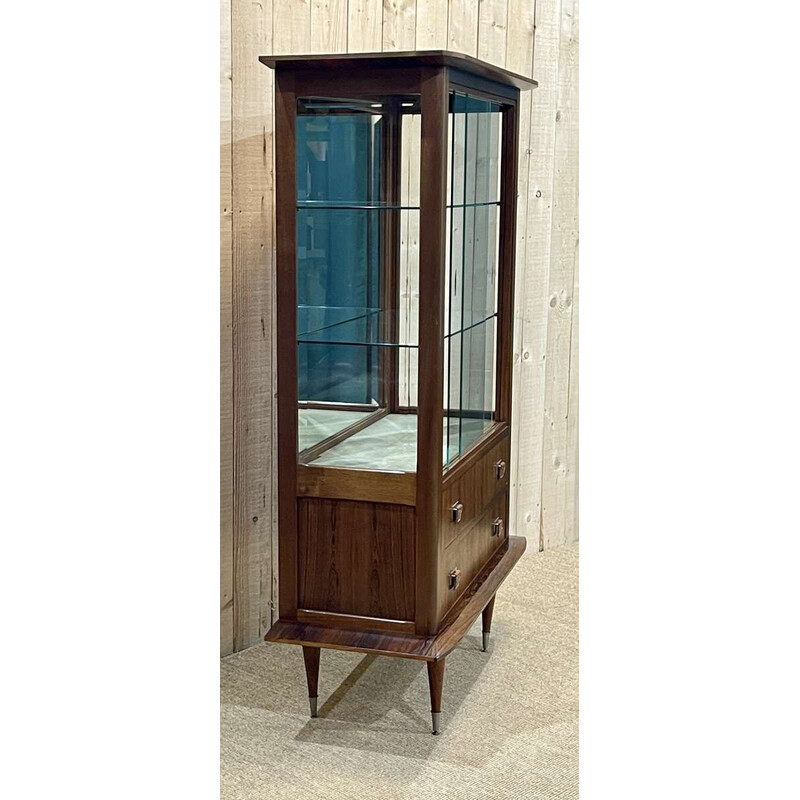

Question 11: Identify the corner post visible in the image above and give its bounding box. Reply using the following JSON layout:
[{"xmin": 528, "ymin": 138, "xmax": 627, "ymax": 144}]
[
  {"xmin": 416, "ymin": 66, "xmax": 449, "ymax": 636},
  {"xmin": 274, "ymin": 67, "xmax": 299, "ymax": 621}
]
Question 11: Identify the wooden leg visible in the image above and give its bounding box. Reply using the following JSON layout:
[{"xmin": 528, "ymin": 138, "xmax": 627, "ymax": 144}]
[
  {"xmin": 482, "ymin": 595, "xmax": 496, "ymax": 652},
  {"xmin": 426, "ymin": 658, "xmax": 445, "ymax": 735},
  {"xmin": 302, "ymin": 646, "xmax": 320, "ymax": 718}
]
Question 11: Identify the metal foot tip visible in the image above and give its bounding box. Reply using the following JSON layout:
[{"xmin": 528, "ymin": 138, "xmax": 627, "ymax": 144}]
[
  {"xmin": 482, "ymin": 631, "xmax": 490, "ymax": 652},
  {"xmin": 431, "ymin": 711, "xmax": 441, "ymax": 735},
  {"xmin": 309, "ymin": 696, "xmax": 318, "ymax": 718}
]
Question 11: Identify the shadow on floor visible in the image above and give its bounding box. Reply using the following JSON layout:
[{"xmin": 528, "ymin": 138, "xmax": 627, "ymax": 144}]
[{"xmin": 221, "ymin": 630, "xmax": 502, "ymax": 763}]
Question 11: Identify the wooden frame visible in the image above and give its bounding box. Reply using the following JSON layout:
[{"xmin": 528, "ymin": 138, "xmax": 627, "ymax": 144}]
[{"xmin": 263, "ymin": 51, "xmax": 536, "ymax": 735}]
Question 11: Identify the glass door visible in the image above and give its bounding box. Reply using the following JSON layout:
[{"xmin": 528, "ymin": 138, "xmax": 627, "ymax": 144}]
[
  {"xmin": 444, "ymin": 92, "xmax": 504, "ymax": 468},
  {"xmin": 295, "ymin": 95, "xmax": 421, "ymax": 473}
]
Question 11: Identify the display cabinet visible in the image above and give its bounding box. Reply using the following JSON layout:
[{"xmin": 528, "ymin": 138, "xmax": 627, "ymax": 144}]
[{"xmin": 260, "ymin": 51, "xmax": 536, "ymax": 734}]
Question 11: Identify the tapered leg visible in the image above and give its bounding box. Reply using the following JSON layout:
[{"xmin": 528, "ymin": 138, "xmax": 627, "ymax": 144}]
[
  {"xmin": 482, "ymin": 595, "xmax": 496, "ymax": 652},
  {"xmin": 302, "ymin": 646, "xmax": 320, "ymax": 718},
  {"xmin": 426, "ymin": 658, "xmax": 445, "ymax": 735}
]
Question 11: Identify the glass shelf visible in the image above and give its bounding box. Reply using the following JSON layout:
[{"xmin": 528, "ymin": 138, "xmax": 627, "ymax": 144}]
[
  {"xmin": 297, "ymin": 200, "xmax": 498, "ymax": 210},
  {"xmin": 446, "ymin": 200, "xmax": 500, "ymax": 209},
  {"xmin": 297, "ymin": 307, "xmax": 418, "ymax": 347},
  {"xmin": 297, "ymin": 200, "xmax": 420, "ymax": 211}
]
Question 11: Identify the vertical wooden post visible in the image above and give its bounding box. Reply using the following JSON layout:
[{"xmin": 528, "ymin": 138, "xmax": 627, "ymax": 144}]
[
  {"xmin": 415, "ymin": 66, "xmax": 449, "ymax": 636},
  {"xmin": 497, "ymin": 101, "xmax": 520, "ymax": 425},
  {"xmin": 274, "ymin": 68, "xmax": 299, "ymax": 621}
]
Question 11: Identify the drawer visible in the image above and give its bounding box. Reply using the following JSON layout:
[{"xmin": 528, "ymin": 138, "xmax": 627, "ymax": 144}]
[
  {"xmin": 442, "ymin": 434, "xmax": 510, "ymax": 549},
  {"xmin": 440, "ymin": 491, "xmax": 509, "ymax": 617}
]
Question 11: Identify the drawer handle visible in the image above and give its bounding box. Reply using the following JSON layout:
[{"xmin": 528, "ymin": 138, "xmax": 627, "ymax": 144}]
[
  {"xmin": 451, "ymin": 501, "xmax": 464, "ymax": 524},
  {"xmin": 495, "ymin": 459, "xmax": 507, "ymax": 480},
  {"xmin": 448, "ymin": 568, "xmax": 462, "ymax": 591},
  {"xmin": 492, "ymin": 517, "xmax": 505, "ymax": 537}
]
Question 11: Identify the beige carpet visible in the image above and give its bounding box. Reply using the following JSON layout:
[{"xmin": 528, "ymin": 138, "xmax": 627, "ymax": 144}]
[{"xmin": 221, "ymin": 542, "xmax": 578, "ymax": 800}]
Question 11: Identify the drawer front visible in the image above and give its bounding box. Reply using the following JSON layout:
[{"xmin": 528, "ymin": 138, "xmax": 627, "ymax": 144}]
[
  {"xmin": 440, "ymin": 491, "xmax": 509, "ymax": 618},
  {"xmin": 442, "ymin": 435, "xmax": 510, "ymax": 549}
]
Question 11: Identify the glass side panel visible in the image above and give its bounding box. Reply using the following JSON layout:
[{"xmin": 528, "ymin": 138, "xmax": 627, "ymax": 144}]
[
  {"xmin": 398, "ymin": 112, "xmax": 421, "ymax": 409},
  {"xmin": 296, "ymin": 97, "xmax": 420, "ymax": 464},
  {"xmin": 444, "ymin": 92, "xmax": 503, "ymax": 468}
]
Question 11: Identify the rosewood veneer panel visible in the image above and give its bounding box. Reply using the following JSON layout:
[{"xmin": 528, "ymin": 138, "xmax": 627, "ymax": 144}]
[{"xmin": 298, "ymin": 498, "xmax": 416, "ymax": 621}]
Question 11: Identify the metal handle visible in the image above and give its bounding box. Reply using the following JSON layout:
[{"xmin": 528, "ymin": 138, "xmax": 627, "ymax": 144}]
[
  {"xmin": 448, "ymin": 568, "xmax": 462, "ymax": 591},
  {"xmin": 495, "ymin": 459, "xmax": 507, "ymax": 480},
  {"xmin": 451, "ymin": 501, "xmax": 464, "ymax": 524},
  {"xmin": 492, "ymin": 517, "xmax": 505, "ymax": 537}
]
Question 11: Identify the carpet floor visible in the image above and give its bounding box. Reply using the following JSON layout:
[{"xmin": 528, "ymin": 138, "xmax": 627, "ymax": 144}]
[{"xmin": 221, "ymin": 542, "xmax": 578, "ymax": 800}]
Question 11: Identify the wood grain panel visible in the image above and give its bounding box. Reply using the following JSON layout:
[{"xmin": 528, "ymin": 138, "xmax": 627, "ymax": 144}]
[
  {"xmin": 220, "ymin": 0, "xmax": 234, "ymax": 657},
  {"xmin": 448, "ymin": 0, "xmax": 480, "ymax": 57},
  {"xmin": 505, "ymin": 0, "xmax": 535, "ymax": 77},
  {"xmin": 273, "ymin": 0, "xmax": 311, "ymax": 54},
  {"xmin": 348, "ymin": 0, "xmax": 382, "ymax": 52},
  {"xmin": 513, "ymin": 0, "xmax": 559, "ymax": 548},
  {"xmin": 310, "ymin": 0, "xmax": 347, "ymax": 53},
  {"xmin": 297, "ymin": 465, "xmax": 416, "ymax": 505},
  {"xmin": 508, "ymin": 86, "xmax": 531, "ymax": 539},
  {"xmin": 478, "ymin": 0, "xmax": 508, "ymax": 67},
  {"xmin": 232, "ymin": 0, "xmax": 275, "ymax": 651},
  {"xmin": 382, "ymin": 0, "xmax": 416, "ymax": 51},
  {"xmin": 415, "ymin": 0, "xmax": 448, "ymax": 49},
  {"xmin": 298, "ymin": 498, "xmax": 416, "ymax": 620},
  {"xmin": 541, "ymin": 0, "xmax": 578, "ymax": 548}
]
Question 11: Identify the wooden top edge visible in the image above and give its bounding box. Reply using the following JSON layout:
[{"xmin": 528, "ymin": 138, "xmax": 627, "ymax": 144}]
[
  {"xmin": 264, "ymin": 536, "xmax": 528, "ymax": 661},
  {"xmin": 258, "ymin": 51, "xmax": 538, "ymax": 90}
]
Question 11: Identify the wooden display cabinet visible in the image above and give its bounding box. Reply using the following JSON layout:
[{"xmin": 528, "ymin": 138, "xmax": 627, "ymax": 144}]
[{"xmin": 260, "ymin": 51, "xmax": 537, "ymax": 734}]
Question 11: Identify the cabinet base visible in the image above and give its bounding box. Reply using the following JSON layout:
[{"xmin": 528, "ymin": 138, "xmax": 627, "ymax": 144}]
[
  {"xmin": 267, "ymin": 535, "xmax": 526, "ymax": 734},
  {"xmin": 265, "ymin": 535, "xmax": 526, "ymax": 661}
]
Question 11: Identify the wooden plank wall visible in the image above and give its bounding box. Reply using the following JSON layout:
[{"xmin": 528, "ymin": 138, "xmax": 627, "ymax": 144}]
[{"xmin": 220, "ymin": 0, "xmax": 579, "ymax": 654}]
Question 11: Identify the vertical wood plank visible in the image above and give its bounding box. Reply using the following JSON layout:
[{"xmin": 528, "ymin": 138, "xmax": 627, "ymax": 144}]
[
  {"xmin": 505, "ymin": 0, "xmax": 535, "ymax": 77},
  {"xmin": 507, "ymin": 87, "xmax": 531, "ymax": 537},
  {"xmin": 273, "ymin": 0, "xmax": 311, "ymax": 54},
  {"xmin": 232, "ymin": 0, "xmax": 275, "ymax": 651},
  {"xmin": 382, "ymin": 0, "xmax": 417, "ymax": 51},
  {"xmin": 348, "ymin": 0, "xmax": 383, "ymax": 51},
  {"xmin": 478, "ymin": 0, "xmax": 508, "ymax": 67},
  {"xmin": 311, "ymin": 0, "xmax": 348, "ymax": 53},
  {"xmin": 220, "ymin": 0, "xmax": 234, "ymax": 658},
  {"xmin": 568, "ymin": 257, "xmax": 578, "ymax": 539},
  {"xmin": 273, "ymin": 0, "xmax": 312, "ymax": 625},
  {"xmin": 512, "ymin": 0, "xmax": 559, "ymax": 547},
  {"xmin": 415, "ymin": 0, "xmax": 448, "ymax": 49},
  {"xmin": 541, "ymin": 0, "xmax": 578, "ymax": 549},
  {"xmin": 448, "ymin": 0, "xmax": 479, "ymax": 57}
]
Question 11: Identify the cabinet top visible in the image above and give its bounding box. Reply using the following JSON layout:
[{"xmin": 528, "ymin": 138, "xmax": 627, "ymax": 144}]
[{"xmin": 258, "ymin": 50, "xmax": 537, "ymax": 91}]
